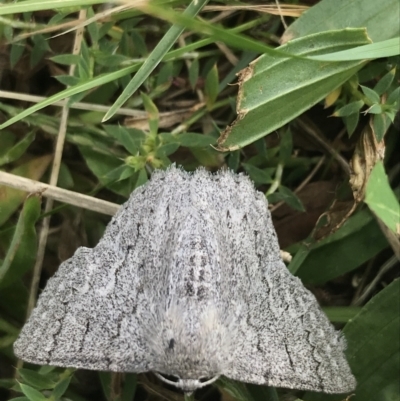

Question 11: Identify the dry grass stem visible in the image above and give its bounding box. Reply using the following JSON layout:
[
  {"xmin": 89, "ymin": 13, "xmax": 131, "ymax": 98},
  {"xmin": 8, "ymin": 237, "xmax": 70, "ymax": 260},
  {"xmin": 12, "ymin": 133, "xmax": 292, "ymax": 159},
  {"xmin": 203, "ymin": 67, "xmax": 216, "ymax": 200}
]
[
  {"xmin": 203, "ymin": 4, "xmax": 308, "ymax": 17},
  {"xmin": 0, "ymin": 90, "xmax": 146, "ymax": 117},
  {"xmin": 0, "ymin": 171, "xmax": 120, "ymax": 216},
  {"xmin": 270, "ymin": 155, "xmax": 327, "ymax": 212},
  {"xmin": 298, "ymin": 117, "xmax": 351, "ymax": 176}
]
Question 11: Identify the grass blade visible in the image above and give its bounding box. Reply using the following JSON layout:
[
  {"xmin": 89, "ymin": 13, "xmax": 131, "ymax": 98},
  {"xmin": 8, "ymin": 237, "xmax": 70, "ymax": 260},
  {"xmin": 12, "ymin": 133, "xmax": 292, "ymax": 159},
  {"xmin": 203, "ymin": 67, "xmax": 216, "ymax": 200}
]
[
  {"xmin": 102, "ymin": 0, "xmax": 209, "ymax": 122},
  {"xmin": 309, "ymin": 37, "xmax": 400, "ymax": 61}
]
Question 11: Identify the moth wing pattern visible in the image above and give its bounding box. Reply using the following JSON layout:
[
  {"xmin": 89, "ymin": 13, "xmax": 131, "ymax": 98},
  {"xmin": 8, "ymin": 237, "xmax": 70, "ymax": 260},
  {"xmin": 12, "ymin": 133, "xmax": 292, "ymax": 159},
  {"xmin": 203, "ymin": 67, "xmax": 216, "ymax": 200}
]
[
  {"xmin": 14, "ymin": 166, "xmax": 356, "ymax": 393},
  {"xmin": 215, "ymin": 177, "xmax": 356, "ymax": 393},
  {"xmin": 13, "ymin": 181, "xmax": 162, "ymax": 372}
]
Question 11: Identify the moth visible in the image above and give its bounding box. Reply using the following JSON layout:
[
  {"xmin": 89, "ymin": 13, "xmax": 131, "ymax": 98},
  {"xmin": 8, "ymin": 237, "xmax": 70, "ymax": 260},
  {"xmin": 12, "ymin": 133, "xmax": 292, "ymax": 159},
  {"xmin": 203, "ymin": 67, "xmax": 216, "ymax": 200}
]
[{"xmin": 14, "ymin": 167, "xmax": 356, "ymax": 394}]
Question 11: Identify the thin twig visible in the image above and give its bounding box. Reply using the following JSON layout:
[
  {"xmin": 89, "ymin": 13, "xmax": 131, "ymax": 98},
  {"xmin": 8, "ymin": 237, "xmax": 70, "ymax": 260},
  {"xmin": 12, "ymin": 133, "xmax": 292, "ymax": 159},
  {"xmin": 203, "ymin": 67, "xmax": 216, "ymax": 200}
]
[
  {"xmin": 270, "ymin": 155, "xmax": 326, "ymax": 212},
  {"xmin": 0, "ymin": 171, "xmax": 119, "ymax": 216},
  {"xmin": 297, "ymin": 117, "xmax": 351, "ymax": 176},
  {"xmin": 274, "ymin": 0, "xmax": 288, "ymax": 29},
  {"xmin": 352, "ymin": 255, "xmax": 398, "ymax": 306}
]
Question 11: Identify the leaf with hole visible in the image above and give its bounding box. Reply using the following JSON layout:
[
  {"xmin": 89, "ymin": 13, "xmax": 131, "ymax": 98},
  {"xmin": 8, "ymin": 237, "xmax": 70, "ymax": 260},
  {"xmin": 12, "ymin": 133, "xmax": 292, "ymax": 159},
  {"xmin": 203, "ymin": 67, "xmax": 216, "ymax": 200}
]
[
  {"xmin": 217, "ymin": 29, "xmax": 370, "ymax": 150},
  {"xmin": 282, "ymin": 0, "xmax": 400, "ymax": 43}
]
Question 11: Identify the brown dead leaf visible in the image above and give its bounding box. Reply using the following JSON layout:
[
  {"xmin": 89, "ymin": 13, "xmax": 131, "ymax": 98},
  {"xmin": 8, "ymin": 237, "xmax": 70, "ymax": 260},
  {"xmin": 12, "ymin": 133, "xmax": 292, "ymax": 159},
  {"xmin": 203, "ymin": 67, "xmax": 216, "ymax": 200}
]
[
  {"xmin": 203, "ymin": 4, "xmax": 308, "ymax": 17},
  {"xmin": 313, "ymin": 117, "xmax": 386, "ymax": 240},
  {"xmin": 313, "ymin": 199, "xmax": 356, "ymax": 241},
  {"xmin": 349, "ymin": 118, "xmax": 385, "ymax": 202},
  {"xmin": 273, "ymin": 181, "xmax": 337, "ymax": 248}
]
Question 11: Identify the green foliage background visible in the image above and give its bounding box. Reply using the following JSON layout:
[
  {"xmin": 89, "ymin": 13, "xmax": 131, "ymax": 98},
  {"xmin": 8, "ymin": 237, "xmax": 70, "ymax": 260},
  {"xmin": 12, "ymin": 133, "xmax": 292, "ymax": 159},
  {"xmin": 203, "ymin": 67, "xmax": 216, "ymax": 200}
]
[{"xmin": 0, "ymin": 0, "xmax": 399, "ymax": 400}]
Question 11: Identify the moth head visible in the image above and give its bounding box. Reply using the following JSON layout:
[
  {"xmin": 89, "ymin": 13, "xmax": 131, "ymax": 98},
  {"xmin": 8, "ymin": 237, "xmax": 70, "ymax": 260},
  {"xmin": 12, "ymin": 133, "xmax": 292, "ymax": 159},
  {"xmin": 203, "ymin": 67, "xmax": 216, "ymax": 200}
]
[{"xmin": 154, "ymin": 372, "xmax": 220, "ymax": 393}]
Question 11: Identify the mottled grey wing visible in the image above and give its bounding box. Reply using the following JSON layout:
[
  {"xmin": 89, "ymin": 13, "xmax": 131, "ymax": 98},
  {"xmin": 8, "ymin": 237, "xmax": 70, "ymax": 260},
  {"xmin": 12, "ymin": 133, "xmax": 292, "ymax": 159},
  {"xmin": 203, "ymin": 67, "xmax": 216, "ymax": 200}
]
[
  {"xmin": 13, "ymin": 182, "xmax": 161, "ymax": 372},
  {"xmin": 211, "ymin": 174, "xmax": 356, "ymax": 393}
]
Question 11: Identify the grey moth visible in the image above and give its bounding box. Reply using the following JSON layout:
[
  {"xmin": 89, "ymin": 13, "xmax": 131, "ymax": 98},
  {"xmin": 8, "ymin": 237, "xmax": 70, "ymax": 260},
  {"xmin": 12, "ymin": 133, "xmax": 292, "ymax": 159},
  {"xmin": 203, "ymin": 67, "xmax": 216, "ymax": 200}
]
[{"xmin": 14, "ymin": 166, "xmax": 356, "ymax": 394}]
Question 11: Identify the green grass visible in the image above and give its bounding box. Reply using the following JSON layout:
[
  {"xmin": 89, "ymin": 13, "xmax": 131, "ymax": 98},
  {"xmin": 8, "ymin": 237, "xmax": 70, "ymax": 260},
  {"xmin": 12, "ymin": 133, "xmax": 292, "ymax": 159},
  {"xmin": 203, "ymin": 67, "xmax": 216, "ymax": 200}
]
[{"xmin": 0, "ymin": 0, "xmax": 399, "ymax": 400}]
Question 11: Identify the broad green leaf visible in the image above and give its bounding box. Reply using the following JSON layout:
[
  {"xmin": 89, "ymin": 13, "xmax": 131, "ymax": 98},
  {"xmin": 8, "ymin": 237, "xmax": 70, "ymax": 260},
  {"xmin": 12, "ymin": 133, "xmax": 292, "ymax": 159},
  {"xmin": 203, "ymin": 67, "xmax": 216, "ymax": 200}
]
[
  {"xmin": 121, "ymin": 374, "xmax": 137, "ymax": 401},
  {"xmin": 305, "ymin": 279, "xmax": 400, "ymax": 401},
  {"xmin": 176, "ymin": 133, "xmax": 216, "ymax": 148},
  {"xmin": 188, "ymin": 58, "xmax": 199, "ymax": 90},
  {"xmin": 54, "ymin": 75, "xmax": 81, "ymax": 86},
  {"xmin": 51, "ymin": 376, "xmax": 72, "ymax": 400},
  {"xmin": 365, "ymin": 161, "xmax": 400, "ymax": 234},
  {"xmin": 103, "ymin": 0, "xmax": 209, "ymax": 121},
  {"xmin": 17, "ymin": 369, "xmax": 57, "ymax": 390},
  {"xmin": 217, "ymin": 29, "xmax": 369, "ymax": 150},
  {"xmin": 99, "ymin": 372, "xmax": 117, "ymax": 401},
  {"xmin": 156, "ymin": 142, "xmax": 179, "ymax": 157},
  {"xmin": 247, "ymin": 384, "xmax": 279, "ymax": 401},
  {"xmin": 205, "ymin": 64, "xmax": 219, "ymax": 109},
  {"xmin": 278, "ymin": 129, "xmax": 293, "ymax": 163},
  {"xmin": 368, "ymin": 104, "xmax": 384, "ymax": 114},
  {"xmin": 30, "ymin": 34, "xmax": 50, "ymax": 68},
  {"xmin": 295, "ymin": 209, "xmax": 388, "ymax": 284},
  {"xmin": 50, "ymin": 54, "xmax": 81, "ymax": 65},
  {"xmin": 0, "ymin": 194, "xmax": 41, "ymax": 287},
  {"xmin": 343, "ymin": 111, "xmax": 360, "ymax": 136},
  {"xmin": 374, "ymin": 67, "xmax": 396, "ymax": 95},
  {"xmin": 217, "ymin": 377, "xmax": 256, "ymax": 401},
  {"xmin": 135, "ymin": 169, "xmax": 148, "ymax": 188},
  {"xmin": 10, "ymin": 41, "xmax": 26, "ymax": 68},
  {"xmin": 19, "ymin": 383, "xmax": 47, "ymax": 401},
  {"xmin": 282, "ymin": 0, "xmax": 400, "ymax": 43},
  {"xmin": 0, "ymin": 378, "xmax": 15, "ymax": 389},
  {"xmin": 242, "ymin": 163, "xmax": 272, "ymax": 185},
  {"xmin": 103, "ymin": 125, "xmax": 144, "ymax": 155},
  {"xmin": 387, "ymin": 86, "xmax": 400, "ymax": 106},
  {"xmin": 360, "ymin": 85, "xmax": 380, "ymax": 103},
  {"xmin": 78, "ymin": 146, "xmax": 136, "ymax": 197},
  {"xmin": 288, "ymin": 240, "xmax": 313, "ymax": 275},
  {"xmin": 323, "ymin": 307, "xmax": 362, "ymax": 323},
  {"xmin": 101, "ymin": 164, "xmax": 136, "ymax": 184},
  {"xmin": 276, "ymin": 186, "xmax": 305, "ymax": 212},
  {"xmin": 333, "ymin": 100, "xmax": 364, "ymax": 117},
  {"xmin": 0, "ymin": 317, "xmax": 19, "ymax": 335},
  {"xmin": 0, "ymin": 280, "xmax": 28, "ymax": 320},
  {"xmin": 0, "ymin": 131, "xmax": 35, "ymax": 167},
  {"xmin": 38, "ymin": 367, "xmax": 56, "ymax": 375},
  {"xmin": 140, "ymin": 92, "xmax": 159, "ymax": 136},
  {"xmin": 372, "ymin": 113, "xmax": 391, "ymax": 141}
]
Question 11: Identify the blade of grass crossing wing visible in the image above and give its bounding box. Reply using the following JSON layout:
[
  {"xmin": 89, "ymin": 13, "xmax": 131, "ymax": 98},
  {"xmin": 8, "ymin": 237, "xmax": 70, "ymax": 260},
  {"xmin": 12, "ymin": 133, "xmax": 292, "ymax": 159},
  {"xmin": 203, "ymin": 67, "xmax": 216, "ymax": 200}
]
[{"xmin": 102, "ymin": 0, "xmax": 210, "ymax": 122}]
